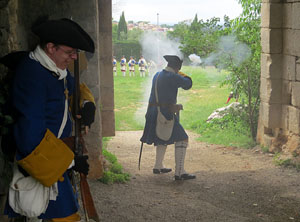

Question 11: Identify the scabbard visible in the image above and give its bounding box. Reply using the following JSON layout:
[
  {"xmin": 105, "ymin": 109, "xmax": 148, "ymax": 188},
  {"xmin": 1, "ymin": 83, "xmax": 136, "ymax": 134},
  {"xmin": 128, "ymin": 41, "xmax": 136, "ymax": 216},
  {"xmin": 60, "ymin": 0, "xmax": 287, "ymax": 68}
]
[{"xmin": 138, "ymin": 142, "xmax": 143, "ymax": 170}]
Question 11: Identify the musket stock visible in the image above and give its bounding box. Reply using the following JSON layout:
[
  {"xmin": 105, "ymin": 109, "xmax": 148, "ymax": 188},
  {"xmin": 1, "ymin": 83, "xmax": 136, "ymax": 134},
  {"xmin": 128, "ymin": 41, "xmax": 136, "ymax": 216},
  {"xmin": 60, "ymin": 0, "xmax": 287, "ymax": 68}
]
[{"xmin": 74, "ymin": 52, "xmax": 99, "ymax": 222}]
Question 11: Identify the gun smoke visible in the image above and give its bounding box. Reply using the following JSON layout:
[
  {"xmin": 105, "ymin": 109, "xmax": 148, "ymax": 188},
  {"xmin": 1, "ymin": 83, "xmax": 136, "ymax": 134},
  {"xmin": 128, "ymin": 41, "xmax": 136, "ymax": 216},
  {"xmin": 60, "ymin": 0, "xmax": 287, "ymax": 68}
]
[
  {"xmin": 203, "ymin": 35, "xmax": 251, "ymax": 68},
  {"xmin": 188, "ymin": 54, "xmax": 202, "ymax": 66},
  {"xmin": 134, "ymin": 31, "xmax": 183, "ymax": 125}
]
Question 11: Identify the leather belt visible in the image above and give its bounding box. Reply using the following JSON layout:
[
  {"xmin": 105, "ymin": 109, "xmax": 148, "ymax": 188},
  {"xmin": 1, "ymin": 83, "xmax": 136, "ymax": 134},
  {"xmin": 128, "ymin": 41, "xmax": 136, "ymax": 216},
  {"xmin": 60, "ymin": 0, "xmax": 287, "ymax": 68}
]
[{"xmin": 148, "ymin": 103, "xmax": 174, "ymax": 108}]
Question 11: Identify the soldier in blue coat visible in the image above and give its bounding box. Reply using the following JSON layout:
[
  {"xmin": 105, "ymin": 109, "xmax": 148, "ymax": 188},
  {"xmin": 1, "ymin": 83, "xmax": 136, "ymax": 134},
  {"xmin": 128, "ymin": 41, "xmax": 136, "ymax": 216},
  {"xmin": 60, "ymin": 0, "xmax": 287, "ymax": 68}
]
[
  {"xmin": 4, "ymin": 18, "xmax": 96, "ymax": 221},
  {"xmin": 140, "ymin": 55, "xmax": 196, "ymax": 180}
]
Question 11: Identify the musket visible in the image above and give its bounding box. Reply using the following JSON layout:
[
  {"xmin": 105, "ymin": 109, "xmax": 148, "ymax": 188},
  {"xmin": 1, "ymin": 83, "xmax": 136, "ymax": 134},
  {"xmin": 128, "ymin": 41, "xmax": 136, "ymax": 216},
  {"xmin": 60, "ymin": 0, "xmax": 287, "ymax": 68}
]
[{"xmin": 74, "ymin": 53, "xmax": 100, "ymax": 222}]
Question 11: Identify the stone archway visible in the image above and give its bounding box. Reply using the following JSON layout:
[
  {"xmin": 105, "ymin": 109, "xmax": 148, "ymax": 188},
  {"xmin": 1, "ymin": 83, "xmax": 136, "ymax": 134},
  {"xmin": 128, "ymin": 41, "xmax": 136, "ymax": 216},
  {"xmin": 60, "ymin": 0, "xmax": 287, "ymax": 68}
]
[{"xmin": 257, "ymin": 1, "xmax": 300, "ymax": 158}]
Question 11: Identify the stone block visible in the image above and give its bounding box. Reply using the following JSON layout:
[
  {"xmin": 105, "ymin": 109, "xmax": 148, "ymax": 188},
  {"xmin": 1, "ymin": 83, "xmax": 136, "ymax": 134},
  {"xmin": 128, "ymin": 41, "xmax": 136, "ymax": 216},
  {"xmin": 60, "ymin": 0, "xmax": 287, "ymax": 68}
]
[
  {"xmin": 282, "ymin": 105, "xmax": 290, "ymax": 130},
  {"xmin": 293, "ymin": 29, "xmax": 300, "ymax": 56},
  {"xmin": 291, "ymin": 82, "xmax": 300, "ymax": 107},
  {"xmin": 296, "ymin": 59, "xmax": 300, "ymax": 81},
  {"xmin": 283, "ymin": 3, "xmax": 293, "ymax": 28},
  {"xmin": 282, "ymin": 54, "xmax": 296, "ymax": 80},
  {"xmin": 261, "ymin": 53, "xmax": 282, "ymax": 79},
  {"xmin": 263, "ymin": 134, "xmax": 274, "ymax": 148},
  {"xmin": 262, "ymin": 0, "xmax": 284, "ymax": 2},
  {"xmin": 292, "ymin": 2, "xmax": 300, "ymax": 29},
  {"xmin": 261, "ymin": 28, "xmax": 282, "ymax": 54},
  {"xmin": 283, "ymin": 29, "xmax": 295, "ymax": 55},
  {"xmin": 282, "ymin": 80, "xmax": 292, "ymax": 105},
  {"xmin": 288, "ymin": 106, "xmax": 300, "ymax": 134},
  {"xmin": 100, "ymin": 86, "xmax": 114, "ymax": 108},
  {"xmin": 260, "ymin": 102, "xmax": 282, "ymax": 128},
  {"xmin": 261, "ymin": 3, "xmax": 282, "ymax": 28},
  {"xmin": 260, "ymin": 77, "xmax": 282, "ymax": 103},
  {"xmin": 101, "ymin": 110, "xmax": 115, "ymax": 137}
]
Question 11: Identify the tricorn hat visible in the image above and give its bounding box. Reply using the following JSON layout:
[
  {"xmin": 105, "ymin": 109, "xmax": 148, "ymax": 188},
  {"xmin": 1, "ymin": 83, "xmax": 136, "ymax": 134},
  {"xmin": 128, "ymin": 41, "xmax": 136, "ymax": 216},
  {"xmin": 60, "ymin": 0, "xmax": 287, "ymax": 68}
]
[
  {"xmin": 32, "ymin": 18, "xmax": 95, "ymax": 53},
  {"xmin": 163, "ymin": 55, "xmax": 183, "ymax": 69}
]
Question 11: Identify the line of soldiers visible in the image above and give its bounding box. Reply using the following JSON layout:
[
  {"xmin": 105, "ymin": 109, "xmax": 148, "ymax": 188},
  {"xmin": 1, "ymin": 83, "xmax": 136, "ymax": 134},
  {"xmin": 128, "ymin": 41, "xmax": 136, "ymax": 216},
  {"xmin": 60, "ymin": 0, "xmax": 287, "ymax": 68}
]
[{"xmin": 112, "ymin": 55, "xmax": 149, "ymax": 77}]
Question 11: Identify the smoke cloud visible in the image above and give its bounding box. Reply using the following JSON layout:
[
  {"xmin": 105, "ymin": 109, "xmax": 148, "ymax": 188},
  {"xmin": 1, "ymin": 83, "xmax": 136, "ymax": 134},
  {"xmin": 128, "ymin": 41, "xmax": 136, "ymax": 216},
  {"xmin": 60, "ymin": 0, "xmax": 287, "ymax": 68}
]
[
  {"xmin": 203, "ymin": 35, "xmax": 251, "ymax": 67},
  {"xmin": 134, "ymin": 31, "xmax": 183, "ymax": 125},
  {"xmin": 188, "ymin": 54, "xmax": 202, "ymax": 66}
]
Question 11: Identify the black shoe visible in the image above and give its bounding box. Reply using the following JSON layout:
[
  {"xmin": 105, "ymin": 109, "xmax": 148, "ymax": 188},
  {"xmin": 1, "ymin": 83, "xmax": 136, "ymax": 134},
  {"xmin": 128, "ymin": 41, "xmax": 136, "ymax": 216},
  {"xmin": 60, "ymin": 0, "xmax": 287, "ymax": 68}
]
[
  {"xmin": 175, "ymin": 173, "xmax": 196, "ymax": 180},
  {"xmin": 153, "ymin": 168, "xmax": 172, "ymax": 174}
]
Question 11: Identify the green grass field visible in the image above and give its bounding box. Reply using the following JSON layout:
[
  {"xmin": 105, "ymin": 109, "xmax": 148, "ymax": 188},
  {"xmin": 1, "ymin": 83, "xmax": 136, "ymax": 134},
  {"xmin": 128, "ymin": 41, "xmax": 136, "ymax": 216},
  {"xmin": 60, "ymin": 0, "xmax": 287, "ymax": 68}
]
[{"xmin": 113, "ymin": 66, "xmax": 256, "ymax": 148}]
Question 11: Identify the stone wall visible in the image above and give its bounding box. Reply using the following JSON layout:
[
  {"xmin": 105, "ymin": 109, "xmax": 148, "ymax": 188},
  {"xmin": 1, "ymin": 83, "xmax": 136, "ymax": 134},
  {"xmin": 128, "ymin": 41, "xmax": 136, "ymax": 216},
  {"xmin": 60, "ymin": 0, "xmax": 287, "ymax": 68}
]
[{"xmin": 258, "ymin": 0, "xmax": 300, "ymax": 159}]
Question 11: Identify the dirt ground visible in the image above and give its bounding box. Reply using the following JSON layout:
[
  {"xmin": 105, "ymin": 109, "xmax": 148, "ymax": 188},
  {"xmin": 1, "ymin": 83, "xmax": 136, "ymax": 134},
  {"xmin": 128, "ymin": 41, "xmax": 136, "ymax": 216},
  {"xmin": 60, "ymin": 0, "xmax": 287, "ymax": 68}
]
[{"xmin": 89, "ymin": 131, "xmax": 300, "ymax": 222}]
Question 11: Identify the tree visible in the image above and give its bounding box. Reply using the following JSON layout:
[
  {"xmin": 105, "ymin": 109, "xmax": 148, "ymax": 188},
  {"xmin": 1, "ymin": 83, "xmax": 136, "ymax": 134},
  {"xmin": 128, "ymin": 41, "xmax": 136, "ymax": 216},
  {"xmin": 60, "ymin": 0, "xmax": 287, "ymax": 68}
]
[
  {"xmin": 117, "ymin": 11, "xmax": 128, "ymax": 40},
  {"xmin": 112, "ymin": 22, "xmax": 118, "ymax": 42},
  {"xmin": 127, "ymin": 28, "xmax": 143, "ymax": 41},
  {"xmin": 168, "ymin": 17, "xmax": 224, "ymax": 58},
  {"xmin": 219, "ymin": 0, "xmax": 261, "ymax": 140}
]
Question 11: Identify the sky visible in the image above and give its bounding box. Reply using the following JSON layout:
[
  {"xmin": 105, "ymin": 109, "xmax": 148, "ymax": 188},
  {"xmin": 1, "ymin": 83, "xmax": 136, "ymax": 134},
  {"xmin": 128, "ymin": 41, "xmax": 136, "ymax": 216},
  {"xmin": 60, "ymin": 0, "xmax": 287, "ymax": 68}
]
[{"xmin": 112, "ymin": 0, "xmax": 243, "ymax": 25}]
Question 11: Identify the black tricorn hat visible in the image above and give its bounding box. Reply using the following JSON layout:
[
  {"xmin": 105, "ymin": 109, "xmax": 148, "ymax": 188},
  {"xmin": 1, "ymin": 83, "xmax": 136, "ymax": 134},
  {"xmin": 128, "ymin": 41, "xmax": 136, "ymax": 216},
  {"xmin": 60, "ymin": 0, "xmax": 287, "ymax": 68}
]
[
  {"xmin": 32, "ymin": 18, "xmax": 95, "ymax": 53},
  {"xmin": 163, "ymin": 55, "xmax": 183, "ymax": 69}
]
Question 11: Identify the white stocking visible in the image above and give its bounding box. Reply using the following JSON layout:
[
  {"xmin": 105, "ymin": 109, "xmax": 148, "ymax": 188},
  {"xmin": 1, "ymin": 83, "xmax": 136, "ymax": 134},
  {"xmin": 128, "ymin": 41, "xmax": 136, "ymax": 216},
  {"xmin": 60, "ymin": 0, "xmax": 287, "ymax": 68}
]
[
  {"xmin": 175, "ymin": 141, "xmax": 188, "ymax": 176},
  {"xmin": 154, "ymin": 144, "xmax": 167, "ymax": 169}
]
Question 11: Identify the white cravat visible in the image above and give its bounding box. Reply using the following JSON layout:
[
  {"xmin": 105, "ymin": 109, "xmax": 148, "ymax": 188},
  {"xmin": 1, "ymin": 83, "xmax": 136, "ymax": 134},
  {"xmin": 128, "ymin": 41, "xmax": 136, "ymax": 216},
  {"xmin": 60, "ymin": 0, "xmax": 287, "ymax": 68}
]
[
  {"xmin": 164, "ymin": 66, "xmax": 176, "ymax": 73},
  {"xmin": 29, "ymin": 45, "xmax": 67, "ymax": 80}
]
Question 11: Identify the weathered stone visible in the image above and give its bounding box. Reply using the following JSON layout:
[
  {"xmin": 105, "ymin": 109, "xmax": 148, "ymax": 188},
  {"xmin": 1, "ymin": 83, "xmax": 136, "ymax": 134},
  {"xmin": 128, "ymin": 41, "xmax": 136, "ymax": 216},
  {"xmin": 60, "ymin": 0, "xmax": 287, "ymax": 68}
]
[
  {"xmin": 101, "ymin": 110, "xmax": 115, "ymax": 137},
  {"xmin": 281, "ymin": 105, "xmax": 290, "ymax": 130},
  {"xmin": 282, "ymin": 80, "xmax": 291, "ymax": 105},
  {"xmin": 261, "ymin": 3, "xmax": 282, "ymax": 28},
  {"xmin": 288, "ymin": 106, "xmax": 300, "ymax": 134},
  {"xmin": 260, "ymin": 77, "xmax": 282, "ymax": 104},
  {"xmin": 261, "ymin": 53, "xmax": 282, "ymax": 79},
  {"xmin": 292, "ymin": 2, "xmax": 300, "ymax": 29},
  {"xmin": 296, "ymin": 59, "xmax": 300, "ymax": 81},
  {"xmin": 282, "ymin": 54, "xmax": 296, "ymax": 81},
  {"xmin": 261, "ymin": 28, "xmax": 282, "ymax": 54},
  {"xmin": 263, "ymin": 133, "xmax": 274, "ymax": 148},
  {"xmin": 283, "ymin": 3, "xmax": 293, "ymax": 28},
  {"xmin": 283, "ymin": 29, "xmax": 295, "ymax": 55},
  {"xmin": 285, "ymin": 133, "xmax": 300, "ymax": 155},
  {"xmin": 270, "ymin": 134, "xmax": 287, "ymax": 153},
  {"xmin": 291, "ymin": 82, "xmax": 300, "ymax": 107},
  {"xmin": 262, "ymin": 0, "xmax": 284, "ymax": 2},
  {"xmin": 260, "ymin": 102, "xmax": 282, "ymax": 128},
  {"xmin": 293, "ymin": 29, "xmax": 300, "ymax": 56}
]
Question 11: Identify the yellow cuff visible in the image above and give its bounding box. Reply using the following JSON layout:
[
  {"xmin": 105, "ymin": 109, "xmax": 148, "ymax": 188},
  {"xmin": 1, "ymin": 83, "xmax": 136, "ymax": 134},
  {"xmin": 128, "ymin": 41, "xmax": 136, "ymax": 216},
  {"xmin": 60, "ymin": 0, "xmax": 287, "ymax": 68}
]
[
  {"xmin": 178, "ymin": 71, "xmax": 188, "ymax": 77},
  {"xmin": 51, "ymin": 212, "xmax": 81, "ymax": 222},
  {"xmin": 17, "ymin": 129, "xmax": 74, "ymax": 187},
  {"xmin": 80, "ymin": 83, "xmax": 95, "ymax": 107}
]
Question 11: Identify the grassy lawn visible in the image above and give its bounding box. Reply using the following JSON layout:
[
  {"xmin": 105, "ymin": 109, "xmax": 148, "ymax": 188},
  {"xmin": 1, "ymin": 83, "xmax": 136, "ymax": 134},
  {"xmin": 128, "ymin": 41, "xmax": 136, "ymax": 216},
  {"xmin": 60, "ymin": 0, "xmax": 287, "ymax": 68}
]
[{"xmin": 113, "ymin": 65, "xmax": 256, "ymax": 148}]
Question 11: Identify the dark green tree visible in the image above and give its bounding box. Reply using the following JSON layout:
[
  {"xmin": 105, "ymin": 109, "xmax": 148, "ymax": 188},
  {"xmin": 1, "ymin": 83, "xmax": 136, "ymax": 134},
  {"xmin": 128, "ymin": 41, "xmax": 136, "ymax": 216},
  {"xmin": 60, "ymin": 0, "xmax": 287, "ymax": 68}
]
[{"xmin": 117, "ymin": 11, "xmax": 128, "ymax": 40}]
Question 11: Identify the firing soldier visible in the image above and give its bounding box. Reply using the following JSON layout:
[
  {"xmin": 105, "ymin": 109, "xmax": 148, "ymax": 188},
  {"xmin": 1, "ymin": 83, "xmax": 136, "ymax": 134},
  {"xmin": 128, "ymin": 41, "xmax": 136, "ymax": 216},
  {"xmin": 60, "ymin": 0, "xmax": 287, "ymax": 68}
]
[
  {"xmin": 140, "ymin": 55, "xmax": 196, "ymax": 181},
  {"xmin": 120, "ymin": 55, "xmax": 127, "ymax": 77},
  {"xmin": 128, "ymin": 56, "xmax": 136, "ymax": 77},
  {"xmin": 138, "ymin": 55, "xmax": 147, "ymax": 77}
]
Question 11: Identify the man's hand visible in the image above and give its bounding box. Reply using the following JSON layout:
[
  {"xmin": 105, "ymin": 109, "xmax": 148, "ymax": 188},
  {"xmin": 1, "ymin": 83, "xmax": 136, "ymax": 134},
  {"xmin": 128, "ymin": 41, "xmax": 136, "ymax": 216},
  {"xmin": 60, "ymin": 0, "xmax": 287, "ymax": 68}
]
[
  {"xmin": 81, "ymin": 101, "xmax": 96, "ymax": 129},
  {"xmin": 73, "ymin": 155, "xmax": 89, "ymax": 175}
]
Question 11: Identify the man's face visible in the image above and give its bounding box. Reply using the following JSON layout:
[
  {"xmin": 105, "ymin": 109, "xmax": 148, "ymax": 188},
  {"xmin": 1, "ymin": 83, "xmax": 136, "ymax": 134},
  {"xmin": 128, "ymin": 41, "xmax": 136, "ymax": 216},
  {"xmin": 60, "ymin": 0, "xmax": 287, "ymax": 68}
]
[{"xmin": 45, "ymin": 43, "xmax": 78, "ymax": 70}]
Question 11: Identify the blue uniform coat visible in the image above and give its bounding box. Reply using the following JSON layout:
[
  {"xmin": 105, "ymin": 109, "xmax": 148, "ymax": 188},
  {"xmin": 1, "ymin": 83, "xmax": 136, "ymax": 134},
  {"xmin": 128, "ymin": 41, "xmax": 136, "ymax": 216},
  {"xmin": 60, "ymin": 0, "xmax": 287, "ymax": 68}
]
[
  {"xmin": 5, "ymin": 55, "xmax": 78, "ymax": 219},
  {"xmin": 140, "ymin": 69, "xmax": 192, "ymax": 146}
]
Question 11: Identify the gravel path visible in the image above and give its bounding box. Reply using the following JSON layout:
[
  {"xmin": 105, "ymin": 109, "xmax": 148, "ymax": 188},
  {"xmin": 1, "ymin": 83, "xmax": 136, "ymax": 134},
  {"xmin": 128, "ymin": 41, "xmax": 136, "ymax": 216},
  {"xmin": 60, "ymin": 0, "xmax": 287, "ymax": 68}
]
[{"xmin": 89, "ymin": 130, "xmax": 300, "ymax": 222}]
